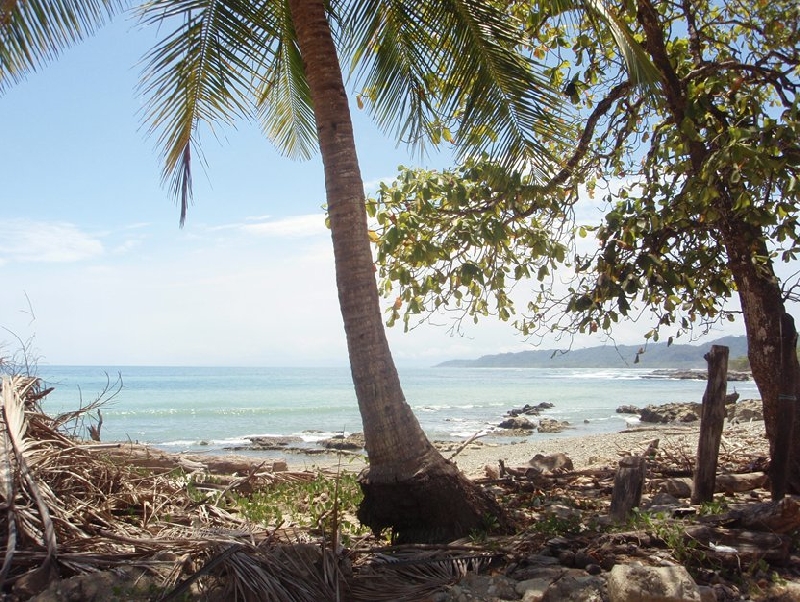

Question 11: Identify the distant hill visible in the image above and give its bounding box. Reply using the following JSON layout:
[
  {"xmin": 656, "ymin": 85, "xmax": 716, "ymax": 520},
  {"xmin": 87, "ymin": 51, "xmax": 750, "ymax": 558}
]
[{"xmin": 436, "ymin": 336, "xmax": 748, "ymax": 369}]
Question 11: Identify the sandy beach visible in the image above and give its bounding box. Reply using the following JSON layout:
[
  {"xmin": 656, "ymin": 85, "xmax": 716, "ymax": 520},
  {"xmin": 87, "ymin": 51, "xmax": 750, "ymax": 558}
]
[{"xmin": 448, "ymin": 419, "xmax": 769, "ymax": 477}]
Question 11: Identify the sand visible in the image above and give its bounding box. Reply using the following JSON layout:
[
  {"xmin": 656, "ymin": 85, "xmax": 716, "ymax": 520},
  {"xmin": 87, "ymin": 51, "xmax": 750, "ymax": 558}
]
[{"xmin": 449, "ymin": 419, "xmax": 769, "ymax": 477}]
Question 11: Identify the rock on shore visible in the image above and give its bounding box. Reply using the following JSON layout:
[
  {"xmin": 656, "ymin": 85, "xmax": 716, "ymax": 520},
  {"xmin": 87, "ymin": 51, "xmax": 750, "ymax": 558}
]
[{"xmin": 615, "ymin": 398, "xmax": 764, "ymax": 425}]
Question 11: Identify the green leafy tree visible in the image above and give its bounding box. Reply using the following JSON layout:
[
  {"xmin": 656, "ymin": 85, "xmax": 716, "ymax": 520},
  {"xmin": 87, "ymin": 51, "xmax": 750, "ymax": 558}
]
[
  {"xmin": 3, "ymin": 0, "xmax": 655, "ymax": 540},
  {"xmin": 372, "ymin": 0, "xmax": 800, "ymax": 492}
]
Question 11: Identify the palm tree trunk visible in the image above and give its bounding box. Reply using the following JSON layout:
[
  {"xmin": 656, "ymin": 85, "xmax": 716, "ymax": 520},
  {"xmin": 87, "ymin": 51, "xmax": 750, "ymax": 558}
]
[{"xmin": 286, "ymin": 0, "xmax": 509, "ymax": 542}]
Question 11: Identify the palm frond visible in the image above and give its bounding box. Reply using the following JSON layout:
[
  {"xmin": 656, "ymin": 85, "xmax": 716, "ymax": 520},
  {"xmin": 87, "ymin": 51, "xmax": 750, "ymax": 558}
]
[
  {"xmin": 254, "ymin": 0, "xmax": 318, "ymax": 161},
  {"xmin": 0, "ymin": 385, "xmax": 16, "ymax": 584},
  {"xmin": 437, "ymin": 0, "xmax": 566, "ymax": 178},
  {"xmin": 137, "ymin": 0, "xmax": 279, "ymax": 225},
  {"xmin": 163, "ymin": 541, "xmax": 345, "ymax": 601},
  {"xmin": 1, "ymin": 376, "xmax": 58, "ymax": 586},
  {"xmin": 347, "ymin": 0, "xmax": 566, "ymax": 180},
  {"xmin": 346, "ymin": 0, "xmax": 440, "ymax": 148},
  {"xmin": 0, "ymin": 0, "xmax": 124, "ymax": 92},
  {"xmin": 349, "ymin": 549, "xmax": 499, "ymax": 602},
  {"xmin": 575, "ymin": 0, "xmax": 660, "ymax": 88}
]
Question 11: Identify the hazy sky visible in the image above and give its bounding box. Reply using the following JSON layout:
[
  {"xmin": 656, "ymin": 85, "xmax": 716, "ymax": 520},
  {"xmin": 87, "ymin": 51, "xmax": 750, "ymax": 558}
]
[{"xmin": 0, "ymin": 14, "xmax": 753, "ymax": 368}]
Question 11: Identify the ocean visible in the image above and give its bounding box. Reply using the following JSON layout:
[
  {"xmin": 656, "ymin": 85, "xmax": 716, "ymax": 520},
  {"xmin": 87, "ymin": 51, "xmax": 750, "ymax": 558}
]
[{"xmin": 34, "ymin": 365, "xmax": 760, "ymax": 457}]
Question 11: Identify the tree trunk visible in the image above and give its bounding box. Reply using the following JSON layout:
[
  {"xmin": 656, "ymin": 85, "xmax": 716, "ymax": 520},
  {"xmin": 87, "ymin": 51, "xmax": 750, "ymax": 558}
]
[
  {"xmin": 722, "ymin": 223, "xmax": 800, "ymax": 494},
  {"xmin": 635, "ymin": 0, "xmax": 800, "ymax": 495},
  {"xmin": 286, "ymin": 0, "xmax": 509, "ymax": 543}
]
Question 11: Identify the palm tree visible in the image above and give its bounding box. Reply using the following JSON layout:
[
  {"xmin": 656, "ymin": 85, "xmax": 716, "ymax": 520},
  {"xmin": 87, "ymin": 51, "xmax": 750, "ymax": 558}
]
[{"xmin": 2, "ymin": 0, "xmax": 649, "ymax": 542}]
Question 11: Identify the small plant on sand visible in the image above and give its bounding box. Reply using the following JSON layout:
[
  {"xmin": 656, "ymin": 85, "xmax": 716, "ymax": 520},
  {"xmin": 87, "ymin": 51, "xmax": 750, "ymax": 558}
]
[
  {"xmin": 629, "ymin": 509, "xmax": 709, "ymax": 569},
  {"xmin": 528, "ymin": 512, "xmax": 586, "ymax": 538},
  {"xmin": 234, "ymin": 472, "xmax": 372, "ymax": 545},
  {"xmin": 468, "ymin": 513, "xmax": 502, "ymax": 543},
  {"xmin": 698, "ymin": 496, "xmax": 728, "ymax": 516}
]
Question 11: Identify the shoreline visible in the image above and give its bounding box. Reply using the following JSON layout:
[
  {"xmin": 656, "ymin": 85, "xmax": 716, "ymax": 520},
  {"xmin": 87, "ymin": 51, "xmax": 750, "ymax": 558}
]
[{"xmin": 113, "ymin": 419, "xmax": 769, "ymax": 480}]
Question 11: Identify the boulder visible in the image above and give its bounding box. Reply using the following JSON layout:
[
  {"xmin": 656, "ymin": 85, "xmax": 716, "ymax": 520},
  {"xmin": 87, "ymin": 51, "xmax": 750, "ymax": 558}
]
[
  {"xmin": 726, "ymin": 398, "xmax": 764, "ymax": 422},
  {"xmin": 538, "ymin": 418, "xmax": 570, "ymax": 433},
  {"xmin": 320, "ymin": 432, "xmax": 365, "ymax": 450},
  {"xmin": 508, "ymin": 402, "xmax": 555, "ymax": 417},
  {"xmin": 616, "ymin": 405, "xmax": 640, "ymax": 414},
  {"xmin": 607, "ymin": 565, "xmax": 702, "ymax": 602},
  {"xmin": 657, "ymin": 478, "xmax": 693, "ymax": 499},
  {"xmin": 529, "ymin": 453, "xmax": 574, "ymax": 473},
  {"xmin": 499, "ymin": 416, "xmax": 535, "ymax": 430},
  {"xmin": 541, "ymin": 574, "xmax": 605, "ymax": 602},
  {"xmin": 639, "ymin": 402, "xmax": 701, "ymax": 424}
]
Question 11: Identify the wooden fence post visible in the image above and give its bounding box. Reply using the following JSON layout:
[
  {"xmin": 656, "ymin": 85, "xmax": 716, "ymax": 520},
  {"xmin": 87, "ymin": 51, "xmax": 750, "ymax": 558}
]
[
  {"xmin": 771, "ymin": 313, "xmax": 798, "ymax": 501},
  {"xmin": 692, "ymin": 345, "xmax": 729, "ymax": 504}
]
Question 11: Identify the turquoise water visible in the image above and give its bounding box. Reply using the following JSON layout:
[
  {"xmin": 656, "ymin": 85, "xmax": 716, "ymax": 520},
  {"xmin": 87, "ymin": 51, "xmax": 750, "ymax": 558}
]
[{"xmin": 36, "ymin": 366, "xmax": 760, "ymax": 454}]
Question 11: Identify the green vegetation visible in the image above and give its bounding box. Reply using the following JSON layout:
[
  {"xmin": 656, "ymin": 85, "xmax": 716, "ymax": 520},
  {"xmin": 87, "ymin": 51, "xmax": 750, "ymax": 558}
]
[
  {"xmin": 729, "ymin": 356, "xmax": 751, "ymax": 372},
  {"xmin": 628, "ymin": 509, "xmax": 708, "ymax": 570},
  {"xmin": 373, "ymin": 0, "xmax": 800, "ymax": 347},
  {"xmin": 439, "ymin": 335, "xmax": 748, "ymax": 368},
  {"xmin": 233, "ymin": 473, "xmax": 371, "ymax": 546},
  {"xmin": 371, "ymin": 0, "xmax": 800, "ymax": 491}
]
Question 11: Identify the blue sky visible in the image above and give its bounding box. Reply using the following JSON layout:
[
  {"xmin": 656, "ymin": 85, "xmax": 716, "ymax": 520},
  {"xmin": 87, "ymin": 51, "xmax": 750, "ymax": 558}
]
[{"xmin": 0, "ymin": 14, "xmax": 750, "ymax": 367}]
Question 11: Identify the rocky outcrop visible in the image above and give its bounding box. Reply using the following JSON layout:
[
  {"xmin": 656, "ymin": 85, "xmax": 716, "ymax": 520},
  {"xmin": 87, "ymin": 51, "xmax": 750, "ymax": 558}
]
[
  {"xmin": 633, "ymin": 399, "xmax": 764, "ymax": 426},
  {"xmin": 320, "ymin": 432, "xmax": 365, "ymax": 450},
  {"xmin": 507, "ymin": 402, "xmax": 555, "ymax": 417},
  {"xmin": 499, "ymin": 416, "xmax": 536, "ymax": 430},
  {"xmin": 647, "ymin": 369, "xmax": 751, "ymax": 381},
  {"xmin": 639, "ymin": 402, "xmax": 702, "ymax": 424},
  {"xmin": 246, "ymin": 435, "xmax": 303, "ymax": 450},
  {"xmin": 726, "ymin": 398, "xmax": 763, "ymax": 422},
  {"xmin": 538, "ymin": 418, "xmax": 571, "ymax": 433}
]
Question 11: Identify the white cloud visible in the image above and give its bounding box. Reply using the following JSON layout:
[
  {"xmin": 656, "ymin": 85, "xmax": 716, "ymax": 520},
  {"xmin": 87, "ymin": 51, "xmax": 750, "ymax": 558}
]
[
  {"xmin": 123, "ymin": 222, "xmax": 152, "ymax": 231},
  {"xmin": 0, "ymin": 219, "xmax": 104, "ymax": 264},
  {"xmin": 239, "ymin": 214, "xmax": 328, "ymax": 238},
  {"xmin": 111, "ymin": 239, "xmax": 143, "ymax": 254}
]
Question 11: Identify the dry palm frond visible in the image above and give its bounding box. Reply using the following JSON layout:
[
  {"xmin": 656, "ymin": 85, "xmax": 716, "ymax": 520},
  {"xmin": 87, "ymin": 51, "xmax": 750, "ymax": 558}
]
[
  {"xmin": 348, "ymin": 548, "xmax": 500, "ymax": 602},
  {"xmin": 47, "ymin": 371, "xmax": 122, "ymax": 439},
  {"xmin": 0, "ymin": 413, "xmax": 16, "ymax": 584},
  {"xmin": 161, "ymin": 540, "xmax": 346, "ymax": 602},
  {"xmin": 0, "ymin": 375, "xmax": 368, "ymax": 599},
  {"xmin": 1, "ymin": 376, "xmax": 60, "ymax": 589}
]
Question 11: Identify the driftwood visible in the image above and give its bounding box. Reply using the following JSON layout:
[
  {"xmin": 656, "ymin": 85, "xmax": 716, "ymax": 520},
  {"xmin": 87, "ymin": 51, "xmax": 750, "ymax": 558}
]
[
  {"xmin": 700, "ymin": 496, "xmax": 800, "ymax": 534},
  {"xmin": 87, "ymin": 409, "xmax": 103, "ymax": 442},
  {"xmin": 714, "ymin": 472, "xmax": 768, "ymax": 494},
  {"xmin": 684, "ymin": 525, "xmax": 791, "ymax": 565},
  {"xmin": 692, "ymin": 345, "xmax": 728, "ymax": 504}
]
